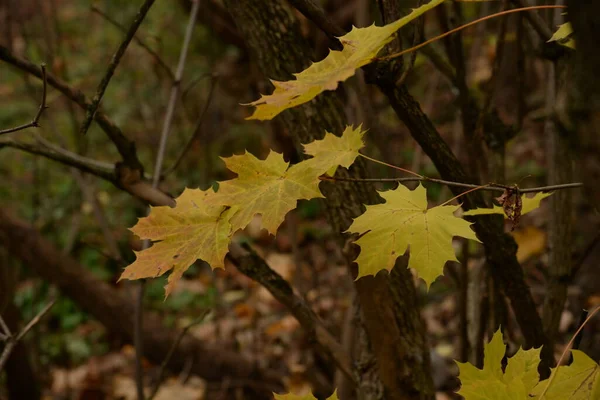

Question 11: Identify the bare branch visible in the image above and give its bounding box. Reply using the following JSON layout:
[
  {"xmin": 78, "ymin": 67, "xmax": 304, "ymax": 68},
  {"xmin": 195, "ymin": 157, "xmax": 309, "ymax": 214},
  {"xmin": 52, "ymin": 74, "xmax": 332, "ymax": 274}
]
[
  {"xmin": 90, "ymin": 5, "xmax": 174, "ymax": 80},
  {"xmin": 0, "ymin": 299, "xmax": 56, "ymax": 372},
  {"xmin": 163, "ymin": 74, "xmax": 218, "ymax": 178},
  {"xmin": 0, "ymin": 137, "xmax": 115, "ymax": 180},
  {"xmin": 228, "ymin": 242, "xmax": 357, "ymax": 386},
  {"xmin": 0, "ymin": 64, "xmax": 48, "ymax": 135},
  {"xmin": 135, "ymin": 1, "xmax": 201, "ymax": 397},
  {"xmin": 79, "ymin": 0, "xmax": 156, "ymax": 137},
  {"xmin": 0, "ymin": 45, "xmax": 144, "ymax": 171}
]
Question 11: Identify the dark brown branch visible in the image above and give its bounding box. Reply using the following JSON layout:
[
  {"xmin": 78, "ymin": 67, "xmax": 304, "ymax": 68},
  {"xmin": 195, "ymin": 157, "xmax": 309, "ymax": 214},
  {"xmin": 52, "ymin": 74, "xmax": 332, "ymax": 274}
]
[
  {"xmin": 228, "ymin": 243, "xmax": 356, "ymax": 385},
  {"xmin": 90, "ymin": 5, "xmax": 174, "ymax": 80},
  {"xmin": 285, "ymin": 0, "xmax": 345, "ymax": 37},
  {"xmin": 320, "ymin": 175, "xmax": 583, "ymax": 194},
  {"xmin": 79, "ymin": 0, "xmax": 156, "ymax": 137},
  {"xmin": 0, "ymin": 45, "xmax": 144, "ymax": 172},
  {"xmin": 510, "ymin": 0, "xmax": 553, "ymax": 41},
  {"xmin": 0, "ymin": 64, "xmax": 48, "ymax": 135}
]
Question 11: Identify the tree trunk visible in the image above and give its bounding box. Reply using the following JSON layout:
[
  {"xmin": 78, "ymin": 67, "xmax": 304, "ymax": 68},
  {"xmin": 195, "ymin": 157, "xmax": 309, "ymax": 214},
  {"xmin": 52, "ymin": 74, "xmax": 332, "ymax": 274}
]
[{"xmin": 224, "ymin": 1, "xmax": 434, "ymax": 399}]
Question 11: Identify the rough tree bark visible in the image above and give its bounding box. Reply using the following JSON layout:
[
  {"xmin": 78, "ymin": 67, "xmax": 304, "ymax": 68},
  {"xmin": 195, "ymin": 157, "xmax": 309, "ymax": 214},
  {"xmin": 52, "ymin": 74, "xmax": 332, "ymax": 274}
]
[
  {"xmin": 0, "ymin": 209, "xmax": 282, "ymax": 400},
  {"xmin": 224, "ymin": 1, "xmax": 434, "ymax": 399}
]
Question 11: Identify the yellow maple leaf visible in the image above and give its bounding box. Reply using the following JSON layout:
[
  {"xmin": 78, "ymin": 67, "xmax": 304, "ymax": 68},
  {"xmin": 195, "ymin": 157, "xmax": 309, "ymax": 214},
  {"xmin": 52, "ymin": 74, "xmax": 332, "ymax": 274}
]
[
  {"xmin": 463, "ymin": 192, "xmax": 553, "ymax": 217},
  {"xmin": 531, "ymin": 350, "xmax": 600, "ymax": 400},
  {"xmin": 347, "ymin": 183, "xmax": 480, "ymax": 287},
  {"xmin": 549, "ymin": 22, "xmax": 575, "ymax": 50},
  {"xmin": 303, "ymin": 125, "xmax": 366, "ymax": 176},
  {"xmin": 274, "ymin": 390, "xmax": 338, "ymax": 400},
  {"xmin": 456, "ymin": 329, "xmax": 542, "ymax": 400},
  {"xmin": 245, "ymin": 0, "xmax": 446, "ymax": 120},
  {"xmin": 119, "ymin": 188, "xmax": 237, "ymax": 297},
  {"xmin": 205, "ymin": 151, "xmax": 324, "ymax": 235}
]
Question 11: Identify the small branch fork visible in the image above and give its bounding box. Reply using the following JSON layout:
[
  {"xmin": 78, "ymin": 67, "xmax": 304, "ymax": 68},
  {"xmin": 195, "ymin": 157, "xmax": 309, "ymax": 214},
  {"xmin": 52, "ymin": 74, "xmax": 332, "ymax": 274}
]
[
  {"xmin": 0, "ymin": 64, "xmax": 48, "ymax": 136},
  {"xmin": 0, "ymin": 298, "xmax": 56, "ymax": 371}
]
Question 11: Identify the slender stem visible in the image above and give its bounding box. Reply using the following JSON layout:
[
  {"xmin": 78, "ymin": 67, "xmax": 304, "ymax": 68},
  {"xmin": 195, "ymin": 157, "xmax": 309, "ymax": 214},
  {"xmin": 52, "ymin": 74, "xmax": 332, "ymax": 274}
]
[
  {"xmin": 320, "ymin": 175, "xmax": 583, "ymax": 194},
  {"xmin": 79, "ymin": 0, "xmax": 156, "ymax": 136},
  {"xmin": 439, "ymin": 184, "xmax": 490, "ymax": 207},
  {"xmin": 375, "ymin": 5, "xmax": 566, "ymax": 63},
  {"xmin": 90, "ymin": 5, "xmax": 174, "ymax": 80},
  {"xmin": 358, "ymin": 153, "xmax": 423, "ymax": 177},
  {"xmin": 162, "ymin": 74, "xmax": 218, "ymax": 178},
  {"xmin": 0, "ymin": 299, "xmax": 56, "ymax": 372},
  {"xmin": 134, "ymin": 2, "xmax": 201, "ymax": 398},
  {"xmin": 147, "ymin": 310, "xmax": 210, "ymax": 400},
  {"xmin": 151, "ymin": 0, "xmax": 200, "ymax": 187},
  {"xmin": 538, "ymin": 305, "xmax": 600, "ymax": 400},
  {"xmin": 0, "ymin": 64, "xmax": 48, "ymax": 135}
]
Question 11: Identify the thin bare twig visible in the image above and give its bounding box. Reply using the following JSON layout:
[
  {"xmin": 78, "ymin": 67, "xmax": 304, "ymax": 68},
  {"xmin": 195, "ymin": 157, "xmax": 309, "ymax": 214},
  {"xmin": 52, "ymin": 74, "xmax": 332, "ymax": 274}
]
[
  {"xmin": 134, "ymin": 1, "xmax": 201, "ymax": 398},
  {"xmin": 0, "ymin": 45, "xmax": 144, "ymax": 171},
  {"xmin": 79, "ymin": 0, "xmax": 156, "ymax": 136},
  {"xmin": 0, "ymin": 299, "xmax": 56, "ymax": 372},
  {"xmin": 0, "ymin": 64, "xmax": 48, "ymax": 135},
  {"xmin": 162, "ymin": 74, "xmax": 218, "ymax": 177},
  {"xmin": 228, "ymin": 243, "xmax": 357, "ymax": 385},
  {"xmin": 395, "ymin": 0, "xmax": 424, "ymax": 86},
  {"xmin": 90, "ymin": 5, "xmax": 174, "ymax": 80},
  {"xmin": 0, "ymin": 137, "xmax": 115, "ymax": 179},
  {"xmin": 320, "ymin": 175, "xmax": 583, "ymax": 194},
  {"xmin": 147, "ymin": 310, "xmax": 210, "ymax": 400}
]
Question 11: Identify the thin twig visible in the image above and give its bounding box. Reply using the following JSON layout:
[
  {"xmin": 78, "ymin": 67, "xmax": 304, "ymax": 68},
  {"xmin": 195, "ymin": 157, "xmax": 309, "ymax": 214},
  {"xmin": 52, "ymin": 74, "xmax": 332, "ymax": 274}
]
[
  {"xmin": 395, "ymin": 0, "xmax": 424, "ymax": 86},
  {"xmin": 0, "ymin": 298, "xmax": 56, "ymax": 372},
  {"xmin": 90, "ymin": 5, "xmax": 174, "ymax": 80},
  {"xmin": 134, "ymin": 2, "xmax": 201, "ymax": 398},
  {"xmin": 358, "ymin": 153, "xmax": 423, "ymax": 177},
  {"xmin": 79, "ymin": 0, "xmax": 156, "ymax": 136},
  {"xmin": 228, "ymin": 243, "xmax": 357, "ymax": 385},
  {"xmin": 151, "ymin": 0, "xmax": 200, "ymax": 187},
  {"xmin": 376, "ymin": 5, "xmax": 566, "ymax": 62},
  {"xmin": 0, "ymin": 64, "xmax": 48, "ymax": 135},
  {"xmin": 0, "ymin": 45, "xmax": 144, "ymax": 170},
  {"xmin": 147, "ymin": 310, "xmax": 210, "ymax": 400},
  {"xmin": 0, "ymin": 137, "xmax": 115, "ymax": 179},
  {"xmin": 319, "ymin": 175, "xmax": 583, "ymax": 194},
  {"xmin": 538, "ymin": 305, "xmax": 600, "ymax": 400},
  {"xmin": 162, "ymin": 74, "xmax": 218, "ymax": 177}
]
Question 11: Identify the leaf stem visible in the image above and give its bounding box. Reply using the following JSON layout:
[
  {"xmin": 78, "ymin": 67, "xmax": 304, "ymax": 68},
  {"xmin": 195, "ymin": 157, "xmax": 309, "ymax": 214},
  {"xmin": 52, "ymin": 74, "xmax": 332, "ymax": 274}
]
[
  {"xmin": 358, "ymin": 153, "xmax": 423, "ymax": 177},
  {"xmin": 538, "ymin": 305, "xmax": 600, "ymax": 399},
  {"xmin": 319, "ymin": 175, "xmax": 583, "ymax": 194},
  {"xmin": 375, "ymin": 5, "xmax": 567, "ymax": 63},
  {"xmin": 439, "ymin": 184, "xmax": 490, "ymax": 207}
]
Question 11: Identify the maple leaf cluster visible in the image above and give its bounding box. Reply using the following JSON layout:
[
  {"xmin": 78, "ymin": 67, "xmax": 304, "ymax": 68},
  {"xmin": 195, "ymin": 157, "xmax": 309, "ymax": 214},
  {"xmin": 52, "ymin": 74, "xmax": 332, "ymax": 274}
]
[{"xmin": 456, "ymin": 329, "xmax": 600, "ymax": 400}]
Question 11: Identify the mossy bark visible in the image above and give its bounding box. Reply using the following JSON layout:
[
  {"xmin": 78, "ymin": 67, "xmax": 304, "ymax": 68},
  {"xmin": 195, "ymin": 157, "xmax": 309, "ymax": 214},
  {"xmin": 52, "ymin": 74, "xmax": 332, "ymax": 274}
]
[{"xmin": 224, "ymin": 1, "xmax": 434, "ymax": 399}]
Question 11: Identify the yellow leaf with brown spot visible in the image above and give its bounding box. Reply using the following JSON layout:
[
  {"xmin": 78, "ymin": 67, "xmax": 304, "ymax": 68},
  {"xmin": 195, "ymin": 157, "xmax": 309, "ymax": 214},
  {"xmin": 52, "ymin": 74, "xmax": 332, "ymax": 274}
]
[{"xmin": 119, "ymin": 188, "xmax": 236, "ymax": 297}]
